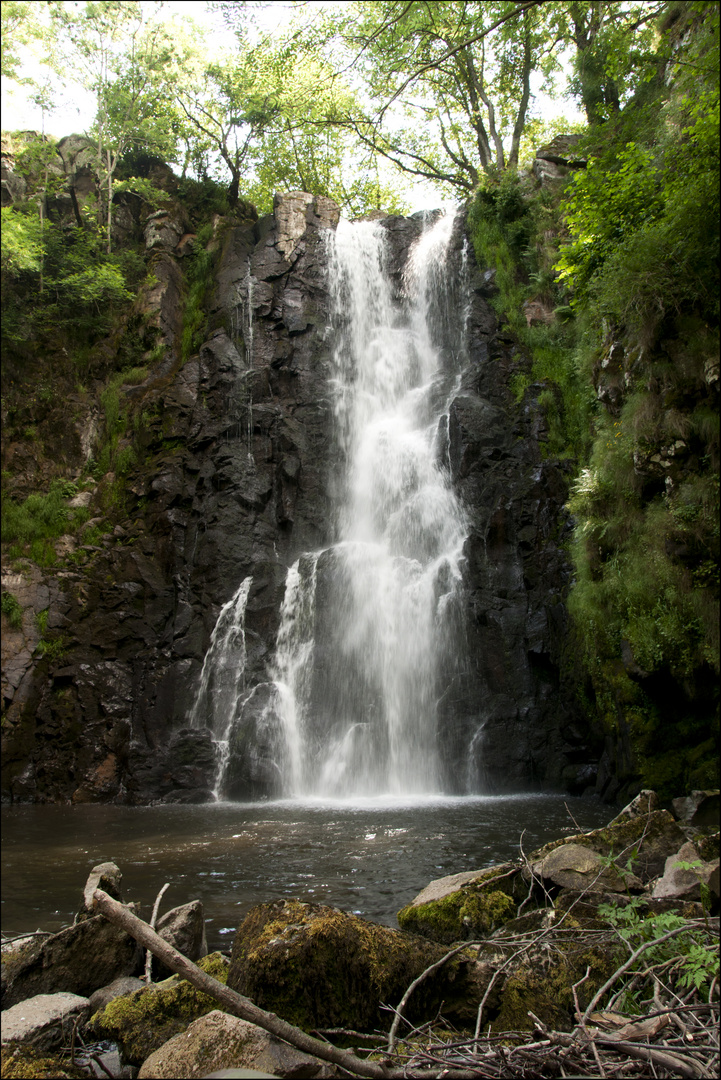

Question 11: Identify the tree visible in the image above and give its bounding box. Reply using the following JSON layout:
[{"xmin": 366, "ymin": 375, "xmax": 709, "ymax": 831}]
[
  {"xmin": 1, "ymin": 0, "xmax": 44, "ymax": 80},
  {"xmin": 296, "ymin": 0, "xmax": 559, "ymax": 195},
  {"xmin": 46, "ymin": 0, "xmax": 181, "ymax": 250},
  {"xmin": 549, "ymin": 1, "xmax": 666, "ymax": 125},
  {"xmin": 174, "ymin": 11, "xmax": 407, "ymax": 214},
  {"xmin": 0, "ymin": 205, "xmax": 44, "ymax": 274}
]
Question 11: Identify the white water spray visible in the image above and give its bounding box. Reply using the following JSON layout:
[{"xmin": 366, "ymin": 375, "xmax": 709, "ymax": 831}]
[
  {"xmin": 189, "ymin": 575, "xmax": 252, "ymax": 796},
  {"xmin": 273, "ymin": 211, "xmax": 469, "ymax": 796}
]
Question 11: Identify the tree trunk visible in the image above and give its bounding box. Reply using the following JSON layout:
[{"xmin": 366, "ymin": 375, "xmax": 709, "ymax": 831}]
[
  {"xmin": 107, "ymin": 148, "xmax": 113, "ymax": 254},
  {"xmin": 508, "ymin": 19, "xmax": 533, "ymax": 169}
]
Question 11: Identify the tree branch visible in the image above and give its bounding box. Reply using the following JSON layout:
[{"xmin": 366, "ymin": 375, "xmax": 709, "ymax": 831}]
[{"xmin": 377, "ymin": 0, "xmax": 546, "ymax": 121}]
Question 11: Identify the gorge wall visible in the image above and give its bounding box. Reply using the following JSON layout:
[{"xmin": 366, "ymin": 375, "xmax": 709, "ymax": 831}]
[{"xmin": 1, "ymin": 159, "xmax": 601, "ymax": 804}]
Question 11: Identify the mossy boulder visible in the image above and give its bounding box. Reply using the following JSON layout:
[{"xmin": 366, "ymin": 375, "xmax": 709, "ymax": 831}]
[
  {"xmin": 226, "ymin": 899, "xmax": 494, "ymax": 1032},
  {"xmin": 524, "ymin": 808, "xmax": 686, "ymax": 883},
  {"xmin": 0, "ymin": 1043, "xmax": 86, "ymax": 1079},
  {"xmin": 490, "ymin": 937, "xmax": 625, "ymax": 1033},
  {"xmin": 90, "ymin": 951, "xmax": 229, "ymax": 1065},
  {"xmin": 398, "ymin": 887, "xmax": 517, "ymax": 944},
  {"xmin": 397, "ymin": 863, "xmax": 522, "ymax": 944},
  {"xmin": 695, "ymin": 831, "xmax": 720, "ymax": 862}
]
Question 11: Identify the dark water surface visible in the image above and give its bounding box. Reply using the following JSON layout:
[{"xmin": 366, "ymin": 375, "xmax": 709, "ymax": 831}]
[{"xmin": 2, "ymin": 794, "xmax": 611, "ymax": 952}]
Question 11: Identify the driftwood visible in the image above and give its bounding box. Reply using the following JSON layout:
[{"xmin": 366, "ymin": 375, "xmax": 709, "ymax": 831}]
[
  {"xmin": 92, "ymin": 888, "xmax": 390, "ymax": 1079},
  {"xmin": 144, "ymin": 881, "xmax": 169, "ymax": 984}
]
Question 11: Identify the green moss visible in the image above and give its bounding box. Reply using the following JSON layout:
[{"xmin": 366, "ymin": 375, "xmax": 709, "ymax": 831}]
[
  {"xmin": 91, "ymin": 951, "xmax": 229, "ymax": 1065},
  {"xmin": 1, "ymin": 591, "xmax": 23, "ymax": 629},
  {"xmin": 398, "ymin": 888, "xmax": 516, "ymax": 945},
  {"xmin": 397, "ymin": 867, "xmax": 521, "ymax": 945},
  {"xmin": 1, "ymin": 1044, "xmax": 86, "ymax": 1079}
]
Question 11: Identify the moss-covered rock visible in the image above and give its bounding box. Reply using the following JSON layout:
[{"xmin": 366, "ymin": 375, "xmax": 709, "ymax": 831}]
[
  {"xmin": 398, "ymin": 887, "xmax": 516, "ymax": 944},
  {"xmin": 695, "ymin": 831, "xmax": 720, "ymax": 862},
  {"xmin": 90, "ymin": 951, "xmax": 229, "ymax": 1065},
  {"xmin": 397, "ymin": 863, "xmax": 522, "ymax": 945},
  {"xmin": 0, "ymin": 1043, "xmax": 86, "ymax": 1079},
  {"xmin": 524, "ymin": 809, "xmax": 686, "ymax": 883},
  {"xmin": 490, "ymin": 939, "xmax": 624, "ymax": 1033},
  {"xmin": 226, "ymin": 899, "xmax": 491, "ymax": 1032}
]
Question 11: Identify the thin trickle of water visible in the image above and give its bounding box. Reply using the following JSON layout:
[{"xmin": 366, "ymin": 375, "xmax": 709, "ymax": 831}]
[
  {"xmin": 243, "ymin": 265, "xmax": 254, "ymax": 455},
  {"xmin": 271, "ymin": 210, "xmax": 470, "ymax": 797},
  {"xmin": 189, "ymin": 576, "xmax": 253, "ymax": 795}
]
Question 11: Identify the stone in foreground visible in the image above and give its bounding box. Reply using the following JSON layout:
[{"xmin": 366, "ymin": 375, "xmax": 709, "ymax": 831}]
[
  {"xmin": 529, "ymin": 842, "xmax": 643, "ymax": 893},
  {"xmin": 1, "ymin": 992, "xmax": 90, "ymax": 1052},
  {"xmin": 652, "ymin": 840, "xmax": 720, "ymax": 902},
  {"xmin": 1, "ymin": 908, "xmax": 142, "ymax": 1009},
  {"xmin": 154, "ymin": 899, "xmax": 208, "ymax": 979},
  {"xmin": 138, "ymin": 1010, "xmax": 333, "ymax": 1078}
]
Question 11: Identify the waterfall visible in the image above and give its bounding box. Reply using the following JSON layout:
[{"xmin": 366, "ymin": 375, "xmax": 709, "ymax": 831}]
[
  {"xmin": 271, "ymin": 210, "xmax": 469, "ymax": 797},
  {"xmin": 189, "ymin": 576, "xmax": 253, "ymax": 797}
]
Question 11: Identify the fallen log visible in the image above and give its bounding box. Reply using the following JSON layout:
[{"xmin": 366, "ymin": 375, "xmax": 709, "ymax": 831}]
[{"xmin": 92, "ymin": 888, "xmax": 390, "ymax": 1079}]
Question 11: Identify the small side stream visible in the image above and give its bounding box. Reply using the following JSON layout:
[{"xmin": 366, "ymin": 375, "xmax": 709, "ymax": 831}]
[{"xmin": 1, "ymin": 795, "xmax": 611, "ymax": 951}]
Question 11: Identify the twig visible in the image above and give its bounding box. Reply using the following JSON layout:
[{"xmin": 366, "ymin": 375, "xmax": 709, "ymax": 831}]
[
  {"xmin": 593, "ymin": 1036, "xmax": 708, "ymax": 1078},
  {"xmin": 582, "ymin": 924, "xmax": 714, "ymax": 1024},
  {"xmin": 1, "ymin": 930, "xmax": 53, "ymax": 943},
  {"xmin": 88, "ymin": 1052, "xmax": 115, "ymax": 1079},
  {"xmin": 572, "ymin": 965, "xmax": 607, "ymax": 1078},
  {"xmin": 386, "ymin": 942, "xmax": 469, "ymax": 1053},
  {"xmin": 144, "ymin": 881, "xmax": 169, "ymax": 983},
  {"xmin": 564, "ymin": 801, "xmax": 582, "ymax": 831}
]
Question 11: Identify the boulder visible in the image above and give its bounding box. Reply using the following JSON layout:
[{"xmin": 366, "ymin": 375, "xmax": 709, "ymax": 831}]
[
  {"xmin": 273, "ymin": 191, "xmax": 314, "ymax": 261},
  {"xmin": 1, "ymin": 992, "xmax": 90, "ymax": 1052},
  {"xmin": 609, "ymin": 789, "xmax": 659, "ymax": 823},
  {"xmin": 91, "ymin": 952, "xmax": 230, "ymax": 1065},
  {"xmin": 671, "ymin": 790, "xmax": 720, "ymax": 827},
  {"xmin": 525, "ymin": 808, "xmax": 686, "ymax": 883},
  {"xmin": 88, "ymin": 975, "xmax": 146, "ymax": 1014},
  {"xmin": 397, "ymin": 863, "xmax": 522, "ymax": 943},
  {"xmin": 652, "ymin": 840, "xmax": 720, "ymax": 903},
  {"xmin": 138, "ymin": 1010, "xmax": 333, "ymax": 1078},
  {"xmin": 154, "ymin": 900, "xmax": 208, "ymax": 979},
  {"xmin": 488, "ymin": 935, "xmax": 625, "ymax": 1034},
  {"xmin": 144, "ymin": 208, "xmax": 188, "ymax": 252},
  {"xmin": 2, "ymin": 907, "xmax": 142, "ymax": 1009},
  {"xmin": 227, "ymin": 899, "xmax": 496, "ymax": 1032},
  {"xmin": 528, "ymin": 842, "xmax": 643, "ymax": 893}
]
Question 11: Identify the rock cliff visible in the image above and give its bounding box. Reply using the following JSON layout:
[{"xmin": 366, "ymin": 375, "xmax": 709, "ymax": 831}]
[{"xmin": 1, "ymin": 153, "xmax": 597, "ymax": 803}]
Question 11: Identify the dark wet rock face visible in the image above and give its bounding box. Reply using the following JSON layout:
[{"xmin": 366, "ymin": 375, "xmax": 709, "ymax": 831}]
[{"xmin": 1, "ymin": 195, "xmax": 590, "ymax": 804}]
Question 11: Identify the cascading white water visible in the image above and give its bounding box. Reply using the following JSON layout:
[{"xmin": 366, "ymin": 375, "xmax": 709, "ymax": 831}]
[
  {"xmin": 189, "ymin": 575, "xmax": 253, "ymax": 796},
  {"xmin": 272, "ymin": 211, "xmax": 469, "ymax": 796}
]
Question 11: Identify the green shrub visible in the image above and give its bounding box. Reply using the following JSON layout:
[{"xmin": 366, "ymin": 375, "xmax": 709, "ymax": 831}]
[
  {"xmin": 181, "ymin": 244, "xmax": 214, "ymax": 362},
  {"xmin": 1, "ymin": 591, "xmax": 23, "ymax": 630}
]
